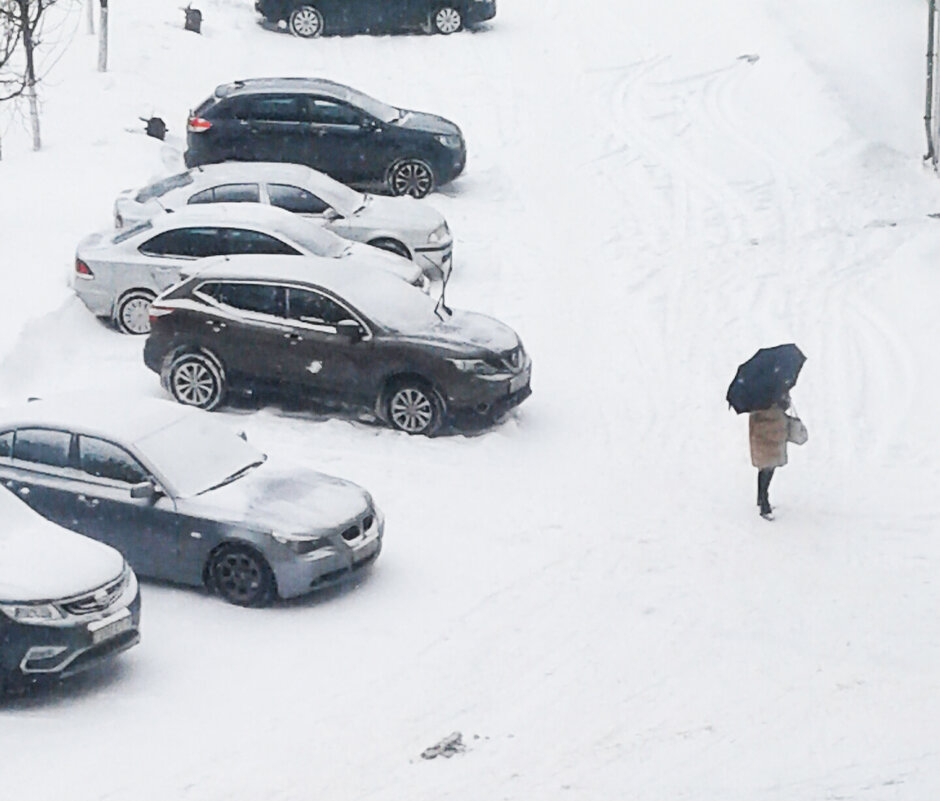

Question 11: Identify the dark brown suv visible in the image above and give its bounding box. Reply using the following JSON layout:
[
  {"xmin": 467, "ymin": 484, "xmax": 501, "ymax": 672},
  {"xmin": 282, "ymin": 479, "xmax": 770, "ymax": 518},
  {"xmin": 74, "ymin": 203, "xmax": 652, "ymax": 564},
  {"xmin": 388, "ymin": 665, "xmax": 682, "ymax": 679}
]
[{"xmin": 143, "ymin": 254, "xmax": 531, "ymax": 435}]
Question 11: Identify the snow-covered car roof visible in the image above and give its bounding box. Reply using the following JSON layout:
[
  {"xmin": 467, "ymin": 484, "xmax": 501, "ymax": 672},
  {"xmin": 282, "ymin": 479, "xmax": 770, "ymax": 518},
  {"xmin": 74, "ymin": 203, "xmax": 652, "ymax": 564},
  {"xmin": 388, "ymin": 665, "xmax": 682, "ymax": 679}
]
[
  {"xmin": 186, "ymin": 161, "xmax": 334, "ymax": 185},
  {"xmin": 0, "ymin": 397, "xmax": 197, "ymax": 446},
  {"xmin": 116, "ymin": 202, "xmax": 350, "ymax": 257},
  {"xmin": 188, "ymin": 254, "xmax": 438, "ymax": 330},
  {"xmin": 212, "ymin": 78, "xmax": 399, "ymax": 122},
  {"xmin": 153, "ymin": 163, "xmax": 367, "ymax": 216}
]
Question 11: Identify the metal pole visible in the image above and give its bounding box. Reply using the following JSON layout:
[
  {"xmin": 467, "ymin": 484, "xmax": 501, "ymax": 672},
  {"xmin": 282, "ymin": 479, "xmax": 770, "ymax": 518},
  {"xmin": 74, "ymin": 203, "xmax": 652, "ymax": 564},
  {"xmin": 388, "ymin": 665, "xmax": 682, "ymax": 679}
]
[
  {"xmin": 926, "ymin": 0, "xmax": 937, "ymax": 166},
  {"xmin": 97, "ymin": 0, "xmax": 107, "ymax": 72}
]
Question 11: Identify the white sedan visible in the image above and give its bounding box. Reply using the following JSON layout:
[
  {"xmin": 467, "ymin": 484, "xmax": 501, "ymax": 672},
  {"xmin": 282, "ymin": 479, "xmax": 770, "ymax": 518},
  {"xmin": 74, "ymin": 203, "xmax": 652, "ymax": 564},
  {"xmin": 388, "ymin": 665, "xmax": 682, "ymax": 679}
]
[
  {"xmin": 113, "ymin": 162, "xmax": 453, "ymax": 279},
  {"xmin": 74, "ymin": 202, "xmax": 427, "ymax": 334}
]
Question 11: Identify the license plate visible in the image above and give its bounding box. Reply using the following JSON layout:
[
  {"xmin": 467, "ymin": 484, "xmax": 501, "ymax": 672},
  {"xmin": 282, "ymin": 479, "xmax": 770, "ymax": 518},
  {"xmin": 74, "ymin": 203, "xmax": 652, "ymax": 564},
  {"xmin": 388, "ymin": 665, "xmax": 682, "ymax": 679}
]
[
  {"xmin": 89, "ymin": 609, "xmax": 132, "ymax": 644},
  {"xmin": 509, "ymin": 368, "xmax": 530, "ymax": 394}
]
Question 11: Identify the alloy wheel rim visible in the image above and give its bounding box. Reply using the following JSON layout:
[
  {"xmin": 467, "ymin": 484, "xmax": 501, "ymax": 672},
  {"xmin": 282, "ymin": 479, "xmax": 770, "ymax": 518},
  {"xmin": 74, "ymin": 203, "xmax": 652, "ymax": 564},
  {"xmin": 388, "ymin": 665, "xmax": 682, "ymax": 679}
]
[
  {"xmin": 435, "ymin": 7, "xmax": 461, "ymax": 33},
  {"xmin": 217, "ymin": 553, "xmax": 261, "ymax": 604},
  {"xmin": 293, "ymin": 8, "xmax": 321, "ymax": 35},
  {"xmin": 390, "ymin": 388, "xmax": 433, "ymax": 432},
  {"xmin": 392, "ymin": 161, "xmax": 432, "ymax": 197},
  {"xmin": 173, "ymin": 361, "xmax": 216, "ymax": 406},
  {"xmin": 122, "ymin": 297, "xmax": 151, "ymax": 334}
]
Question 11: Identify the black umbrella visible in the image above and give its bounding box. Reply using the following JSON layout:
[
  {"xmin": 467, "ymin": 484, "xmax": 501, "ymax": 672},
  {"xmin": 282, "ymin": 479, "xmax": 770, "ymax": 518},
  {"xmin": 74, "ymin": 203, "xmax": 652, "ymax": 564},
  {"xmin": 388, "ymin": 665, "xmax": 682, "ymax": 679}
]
[{"xmin": 726, "ymin": 344, "xmax": 806, "ymax": 414}]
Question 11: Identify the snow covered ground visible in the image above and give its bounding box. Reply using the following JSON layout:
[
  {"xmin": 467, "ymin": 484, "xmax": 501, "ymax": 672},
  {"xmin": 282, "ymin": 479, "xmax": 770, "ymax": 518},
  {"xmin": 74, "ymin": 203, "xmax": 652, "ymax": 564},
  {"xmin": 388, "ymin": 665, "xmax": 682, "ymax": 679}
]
[{"xmin": 3, "ymin": 0, "xmax": 940, "ymax": 798}]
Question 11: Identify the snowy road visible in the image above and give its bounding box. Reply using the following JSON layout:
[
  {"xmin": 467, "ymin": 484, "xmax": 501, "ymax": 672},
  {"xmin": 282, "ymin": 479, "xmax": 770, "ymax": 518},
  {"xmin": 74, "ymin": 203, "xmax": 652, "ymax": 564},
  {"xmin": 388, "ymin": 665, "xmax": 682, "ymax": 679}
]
[{"xmin": 3, "ymin": 0, "xmax": 940, "ymax": 798}]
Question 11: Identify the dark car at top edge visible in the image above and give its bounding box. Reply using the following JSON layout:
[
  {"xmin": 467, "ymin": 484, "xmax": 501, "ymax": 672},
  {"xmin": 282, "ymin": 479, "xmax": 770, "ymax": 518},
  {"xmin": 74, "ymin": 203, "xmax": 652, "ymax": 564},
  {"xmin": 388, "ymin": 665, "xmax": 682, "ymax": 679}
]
[
  {"xmin": 184, "ymin": 78, "xmax": 466, "ymax": 200},
  {"xmin": 256, "ymin": 0, "xmax": 496, "ymax": 38}
]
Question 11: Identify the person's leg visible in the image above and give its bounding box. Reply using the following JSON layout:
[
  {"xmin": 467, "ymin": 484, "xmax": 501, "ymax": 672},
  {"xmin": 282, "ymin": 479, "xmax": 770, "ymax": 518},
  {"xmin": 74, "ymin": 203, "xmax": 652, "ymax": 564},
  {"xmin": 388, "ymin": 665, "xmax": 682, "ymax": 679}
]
[{"xmin": 758, "ymin": 468, "xmax": 774, "ymax": 514}]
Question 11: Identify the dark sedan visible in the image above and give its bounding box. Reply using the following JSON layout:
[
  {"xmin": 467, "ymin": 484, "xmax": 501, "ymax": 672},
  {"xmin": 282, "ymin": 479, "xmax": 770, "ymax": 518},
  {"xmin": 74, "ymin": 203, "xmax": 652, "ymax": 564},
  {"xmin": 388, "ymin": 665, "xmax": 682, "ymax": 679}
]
[
  {"xmin": 0, "ymin": 400, "xmax": 383, "ymax": 607},
  {"xmin": 144, "ymin": 254, "xmax": 532, "ymax": 435},
  {"xmin": 184, "ymin": 78, "xmax": 466, "ymax": 199},
  {"xmin": 257, "ymin": 0, "xmax": 496, "ymax": 37}
]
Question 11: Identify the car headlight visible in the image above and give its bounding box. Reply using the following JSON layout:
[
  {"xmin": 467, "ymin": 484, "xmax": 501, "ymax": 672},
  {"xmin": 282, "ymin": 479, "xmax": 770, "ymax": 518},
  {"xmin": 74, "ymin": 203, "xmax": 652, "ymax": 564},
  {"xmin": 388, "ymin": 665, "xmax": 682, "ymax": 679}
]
[
  {"xmin": 427, "ymin": 222, "xmax": 450, "ymax": 244},
  {"xmin": 272, "ymin": 532, "xmax": 334, "ymax": 554},
  {"xmin": 435, "ymin": 134, "xmax": 462, "ymax": 149},
  {"xmin": 0, "ymin": 602, "xmax": 64, "ymax": 622},
  {"xmin": 448, "ymin": 358, "xmax": 502, "ymax": 376}
]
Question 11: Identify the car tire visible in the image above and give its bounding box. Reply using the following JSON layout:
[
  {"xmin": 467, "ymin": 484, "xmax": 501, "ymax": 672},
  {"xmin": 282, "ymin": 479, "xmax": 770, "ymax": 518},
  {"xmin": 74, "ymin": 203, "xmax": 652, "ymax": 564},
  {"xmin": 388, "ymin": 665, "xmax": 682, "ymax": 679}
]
[
  {"xmin": 432, "ymin": 6, "xmax": 463, "ymax": 34},
  {"xmin": 289, "ymin": 5, "xmax": 324, "ymax": 37},
  {"xmin": 387, "ymin": 159, "xmax": 436, "ymax": 199},
  {"xmin": 368, "ymin": 238, "xmax": 411, "ymax": 260},
  {"xmin": 209, "ymin": 545, "xmax": 276, "ymax": 607},
  {"xmin": 163, "ymin": 351, "xmax": 226, "ymax": 411},
  {"xmin": 114, "ymin": 289, "xmax": 155, "ymax": 335},
  {"xmin": 385, "ymin": 379, "xmax": 442, "ymax": 435}
]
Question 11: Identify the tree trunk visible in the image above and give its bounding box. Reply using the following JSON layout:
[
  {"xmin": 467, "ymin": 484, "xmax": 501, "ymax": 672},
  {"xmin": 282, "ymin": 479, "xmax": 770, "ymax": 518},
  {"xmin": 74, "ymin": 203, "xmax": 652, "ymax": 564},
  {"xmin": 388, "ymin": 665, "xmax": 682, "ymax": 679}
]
[
  {"xmin": 97, "ymin": 5, "xmax": 107, "ymax": 71},
  {"xmin": 86, "ymin": 0, "xmax": 95, "ymax": 34},
  {"xmin": 19, "ymin": 0, "xmax": 40, "ymax": 150}
]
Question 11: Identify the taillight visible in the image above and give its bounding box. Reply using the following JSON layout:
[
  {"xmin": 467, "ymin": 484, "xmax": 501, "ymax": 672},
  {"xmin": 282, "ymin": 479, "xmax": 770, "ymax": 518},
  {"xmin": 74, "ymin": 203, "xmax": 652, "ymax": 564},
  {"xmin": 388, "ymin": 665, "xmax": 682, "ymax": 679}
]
[
  {"xmin": 187, "ymin": 116, "xmax": 212, "ymax": 133},
  {"xmin": 75, "ymin": 259, "xmax": 94, "ymax": 278},
  {"xmin": 148, "ymin": 305, "xmax": 174, "ymax": 325}
]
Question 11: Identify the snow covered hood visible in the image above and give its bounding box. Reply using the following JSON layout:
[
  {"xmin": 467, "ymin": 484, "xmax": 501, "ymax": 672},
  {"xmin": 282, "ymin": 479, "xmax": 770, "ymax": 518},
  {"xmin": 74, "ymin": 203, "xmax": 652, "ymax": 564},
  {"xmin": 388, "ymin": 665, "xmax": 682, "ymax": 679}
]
[
  {"xmin": 180, "ymin": 460, "xmax": 372, "ymax": 535},
  {"xmin": 0, "ymin": 490, "xmax": 125, "ymax": 602},
  {"xmin": 394, "ymin": 309, "xmax": 521, "ymax": 354},
  {"xmin": 394, "ymin": 110, "xmax": 461, "ymax": 136},
  {"xmin": 343, "ymin": 195, "xmax": 445, "ymax": 233}
]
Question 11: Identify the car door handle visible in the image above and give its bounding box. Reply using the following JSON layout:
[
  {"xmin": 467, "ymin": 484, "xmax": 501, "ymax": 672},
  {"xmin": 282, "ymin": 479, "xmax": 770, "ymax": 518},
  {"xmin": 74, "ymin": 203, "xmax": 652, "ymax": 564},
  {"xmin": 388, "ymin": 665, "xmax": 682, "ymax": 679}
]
[
  {"xmin": 283, "ymin": 332, "xmax": 303, "ymax": 344},
  {"xmin": 206, "ymin": 320, "xmax": 226, "ymax": 330},
  {"xmin": 77, "ymin": 494, "xmax": 99, "ymax": 508}
]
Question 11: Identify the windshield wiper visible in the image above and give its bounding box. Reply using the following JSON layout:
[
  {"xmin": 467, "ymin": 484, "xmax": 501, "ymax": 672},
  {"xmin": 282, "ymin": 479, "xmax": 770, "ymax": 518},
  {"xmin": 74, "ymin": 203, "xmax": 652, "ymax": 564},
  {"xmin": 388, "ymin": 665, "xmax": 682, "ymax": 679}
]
[{"xmin": 199, "ymin": 459, "xmax": 265, "ymax": 494}]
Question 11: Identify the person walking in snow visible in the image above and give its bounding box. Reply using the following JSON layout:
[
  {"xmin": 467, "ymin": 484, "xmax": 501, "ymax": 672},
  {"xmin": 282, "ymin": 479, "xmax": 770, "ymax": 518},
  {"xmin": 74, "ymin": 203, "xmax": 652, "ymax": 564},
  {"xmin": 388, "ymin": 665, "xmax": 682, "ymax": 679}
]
[{"xmin": 749, "ymin": 393, "xmax": 792, "ymax": 520}]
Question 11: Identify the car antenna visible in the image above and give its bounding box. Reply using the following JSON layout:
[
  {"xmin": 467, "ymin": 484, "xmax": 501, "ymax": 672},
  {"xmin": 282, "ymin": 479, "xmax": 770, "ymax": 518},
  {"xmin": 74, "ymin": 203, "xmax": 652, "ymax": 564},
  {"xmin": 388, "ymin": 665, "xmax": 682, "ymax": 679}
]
[{"xmin": 434, "ymin": 269, "xmax": 452, "ymax": 321}]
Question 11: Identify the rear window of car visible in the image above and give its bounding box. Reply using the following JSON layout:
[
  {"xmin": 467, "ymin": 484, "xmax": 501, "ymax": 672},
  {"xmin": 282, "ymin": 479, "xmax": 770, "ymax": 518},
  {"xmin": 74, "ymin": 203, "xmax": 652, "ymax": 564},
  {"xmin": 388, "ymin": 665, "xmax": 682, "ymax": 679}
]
[
  {"xmin": 136, "ymin": 172, "xmax": 194, "ymax": 203},
  {"xmin": 112, "ymin": 220, "xmax": 153, "ymax": 245},
  {"xmin": 12, "ymin": 429, "xmax": 72, "ymax": 469}
]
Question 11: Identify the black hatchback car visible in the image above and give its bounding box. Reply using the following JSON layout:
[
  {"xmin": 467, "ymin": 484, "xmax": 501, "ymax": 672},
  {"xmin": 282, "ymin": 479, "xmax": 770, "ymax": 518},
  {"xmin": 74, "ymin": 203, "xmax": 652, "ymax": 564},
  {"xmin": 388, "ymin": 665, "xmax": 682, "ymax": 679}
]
[
  {"xmin": 185, "ymin": 78, "xmax": 466, "ymax": 199},
  {"xmin": 257, "ymin": 0, "xmax": 495, "ymax": 37},
  {"xmin": 144, "ymin": 254, "xmax": 532, "ymax": 435}
]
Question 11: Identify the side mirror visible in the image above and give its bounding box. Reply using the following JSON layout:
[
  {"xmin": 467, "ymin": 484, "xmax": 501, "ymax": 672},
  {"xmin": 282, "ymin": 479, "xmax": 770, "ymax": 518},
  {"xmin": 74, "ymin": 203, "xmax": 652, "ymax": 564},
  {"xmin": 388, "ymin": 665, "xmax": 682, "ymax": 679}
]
[
  {"xmin": 360, "ymin": 117, "xmax": 380, "ymax": 133},
  {"xmin": 335, "ymin": 319, "xmax": 363, "ymax": 343},
  {"xmin": 130, "ymin": 481, "xmax": 157, "ymax": 501}
]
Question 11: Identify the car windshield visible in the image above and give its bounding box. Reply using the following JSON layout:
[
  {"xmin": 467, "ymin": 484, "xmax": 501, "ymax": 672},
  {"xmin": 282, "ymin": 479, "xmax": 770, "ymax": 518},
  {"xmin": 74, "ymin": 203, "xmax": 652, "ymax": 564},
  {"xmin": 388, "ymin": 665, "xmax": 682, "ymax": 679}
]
[
  {"xmin": 277, "ymin": 216, "xmax": 349, "ymax": 258},
  {"xmin": 338, "ymin": 86, "xmax": 399, "ymax": 124},
  {"xmin": 134, "ymin": 414, "xmax": 266, "ymax": 498},
  {"xmin": 308, "ymin": 172, "xmax": 367, "ymax": 216},
  {"xmin": 136, "ymin": 172, "xmax": 194, "ymax": 203},
  {"xmin": 112, "ymin": 219, "xmax": 153, "ymax": 244}
]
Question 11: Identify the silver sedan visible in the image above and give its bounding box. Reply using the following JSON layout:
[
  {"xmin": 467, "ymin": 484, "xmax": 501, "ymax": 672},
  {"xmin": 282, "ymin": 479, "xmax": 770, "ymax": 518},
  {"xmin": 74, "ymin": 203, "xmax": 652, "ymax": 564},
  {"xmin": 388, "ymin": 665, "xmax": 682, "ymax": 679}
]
[
  {"xmin": 114, "ymin": 162, "xmax": 454, "ymax": 278},
  {"xmin": 74, "ymin": 202, "xmax": 427, "ymax": 334}
]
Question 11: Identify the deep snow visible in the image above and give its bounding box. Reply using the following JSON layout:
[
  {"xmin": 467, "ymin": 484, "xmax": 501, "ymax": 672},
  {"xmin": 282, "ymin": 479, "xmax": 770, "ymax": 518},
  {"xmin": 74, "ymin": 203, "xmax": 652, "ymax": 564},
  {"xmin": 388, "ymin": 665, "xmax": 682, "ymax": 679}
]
[{"xmin": 2, "ymin": 0, "xmax": 940, "ymax": 798}]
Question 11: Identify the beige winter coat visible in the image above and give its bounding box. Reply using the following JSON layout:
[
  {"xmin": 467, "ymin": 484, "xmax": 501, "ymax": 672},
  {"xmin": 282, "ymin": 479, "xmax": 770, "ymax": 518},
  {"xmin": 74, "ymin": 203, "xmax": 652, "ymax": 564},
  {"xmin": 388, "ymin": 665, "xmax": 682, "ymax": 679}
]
[{"xmin": 749, "ymin": 407, "xmax": 788, "ymax": 469}]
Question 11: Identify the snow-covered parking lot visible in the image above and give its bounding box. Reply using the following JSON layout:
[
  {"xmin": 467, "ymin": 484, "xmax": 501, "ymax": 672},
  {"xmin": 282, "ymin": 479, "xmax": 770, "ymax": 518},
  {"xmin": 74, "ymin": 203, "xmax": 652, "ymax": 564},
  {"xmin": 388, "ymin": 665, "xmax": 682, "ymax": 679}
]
[{"xmin": 3, "ymin": 0, "xmax": 940, "ymax": 798}]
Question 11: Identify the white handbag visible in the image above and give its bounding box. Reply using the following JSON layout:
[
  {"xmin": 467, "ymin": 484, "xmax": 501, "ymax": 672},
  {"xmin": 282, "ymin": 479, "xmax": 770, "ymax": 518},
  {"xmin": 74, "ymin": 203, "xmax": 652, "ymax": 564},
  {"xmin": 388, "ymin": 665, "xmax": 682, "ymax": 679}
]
[{"xmin": 786, "ymin": 415, "xmax": 808, "ymax": 445}]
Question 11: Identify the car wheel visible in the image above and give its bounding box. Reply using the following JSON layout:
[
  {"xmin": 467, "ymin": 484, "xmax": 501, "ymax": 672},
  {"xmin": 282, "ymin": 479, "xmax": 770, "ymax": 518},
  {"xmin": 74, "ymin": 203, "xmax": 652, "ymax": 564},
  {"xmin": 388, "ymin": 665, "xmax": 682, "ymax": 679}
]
[
  {"xmin": 432, "ymin": 6, "xmax": 462, "ymax": 34},
  {"xmin": 114, "ymin": 290, "xmax": 155, "ymax": 335},
  {"xmin": 209, "ymin": 545, "xmax": 276, "ymax": 607},
  {"xmin": 289, "ymin": 5, "xmax": 324, "ymax": 37},
  {"xmin": 388, "ymin": 159, "xmax": 435, "ymax": 199},
  {"xmin": 386, "ymin": 379, "xmax": 442, "ymax": 435},
  {"xmin": 165, "ymin": 352, "xmax": 225, "ymax": 410},
  {"xmin": 368, "ymin": 238, "xmax": 411, "ymax": 260}
]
